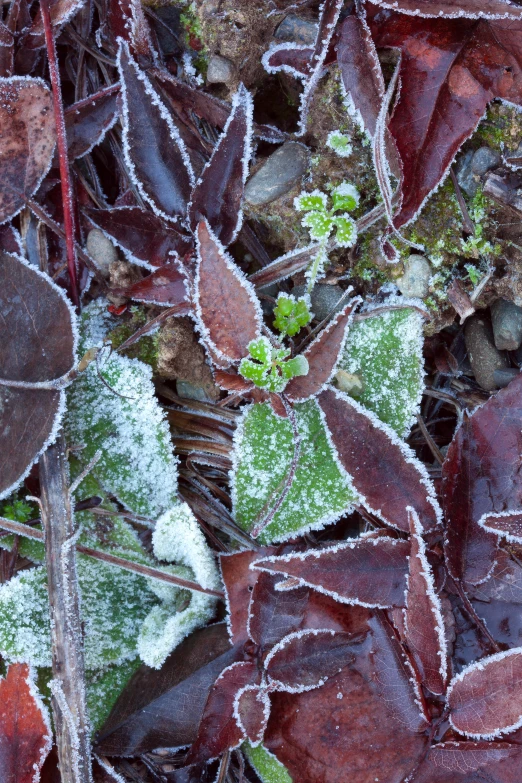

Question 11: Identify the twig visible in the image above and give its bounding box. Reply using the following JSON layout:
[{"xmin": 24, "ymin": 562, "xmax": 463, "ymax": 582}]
[
  {"xmin": 0, "ymin": 514, "xmax": 225, "ymax": 598},
  {"xmin": 449, "ymin": 167, "xmax": 475, "ymax": 235},
  {"xmin": 414, "ymin": 414, "xmax": 444, "ymax": 466},
  {"xmin": 217, "ymin": 750, "xmax": 231, "ymax": 783},
  {"xmin": 41, "ymin": 0, "xmax": 79, "ymax": 307},
  {"xmin": 39, "ymin": 434, "xmax": 92, "ymax": 783}
]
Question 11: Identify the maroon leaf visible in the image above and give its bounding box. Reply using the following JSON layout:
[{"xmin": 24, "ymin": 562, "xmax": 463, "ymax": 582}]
[
  {"xmin": 107, "ymin": 0, "xmax": 156, "ymax": 65},
  {"xmin": 318, "ymin": 387, "xmax": 441, "ymax": 532},
  {"xmin": 188, "ymin": 84, "xmax": 253, "ymax": 246},
  {"xmin": 234, "ymin": 685, "xmax": 270, "ymax": 745},
  {"xmin": 248, "ymin": 571, "xmax": 310, "ymax": 649},
  {"xmin": 64, "ymin": 87, "xmax": 119, "ymax": 160},
  {"xmin": 85, "ymin": 206, "xmax": 192, "ymax": 269},
  {"xmin": 117, "ymin": 41, "xmax": 194, "ymax": 223},
  {"xmin": 0, "ymin": 78, "xmax": 56, "ymax": 224},
  {"xmin": 0, "ymin": 663, "xmax": 52, "ymax": 783},
  {"xmin": 24, "ymin": 0, "xmax": 85, "ymax": 49},
  {"xmin": 265, "ymin": 629, "xmax": 357, "ymax": 692},
  {"xmin": 265, "ymin": 613, "xmax": 428, "ymax": 783},
  {"xmin": 442, "ymin": 374, "xmax": 522, "ymax": 585},
  {"xmin": 0, "ymin": 224, "xmax": 22, "ymax": 255},
  {"xmin": 253, "ymin": 536, "xmax": 410, "ymax": 608},
  {"xmin": 285, "ymin": 299, "xmax": 358, "ymax": 402},
  {"xmin": 186, "ymin": 661, "xmax": 261, "ymax": 765},
  {"xmin": 479, "ymin": 511, "xmax": 522, "ymax": 543},
  {"xmin": 448, "ymin": 648, "xmax": 522, "ymax": 738},
  {"xmin": 111, "ymin": 261, "xmax": 190, "ymax": 307},
  {"xmin": 0, "ymin": 22, "xmax": 14, "ymax": 78},
  {"xmin": 194, "ymin": 220, "xmax": 262, "ymax": 364},
  {"xmin": 220, "ymin": 548, "xmax": 276, "ymax": 645},
  {"xmin": 366, "ymin": 5, "xmax": 522, "ymax": 228},
  {"xmin": 262, "ymin": 44, "xmax": 314, "ymax": 80},
  {"xmin": 404, "ymin": 509, "xmax": 448, "ymax": 695},
  {"xmin": 372, "ymin": 0, "xmax": 522, "ymax": 19},
  {"xmin": 413, "ymin": 741, "xmax": 522, "ymax": 783}
]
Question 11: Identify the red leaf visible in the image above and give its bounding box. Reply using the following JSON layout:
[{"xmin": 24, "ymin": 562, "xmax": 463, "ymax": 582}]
[
  {"xmin": 372, "ymin": 0, "xmax": 522, "ymax": 19},
  {"xmin": 220, "ymin": 548, "xmax": 276, "ymax": 645},
  {"xmin": 64, "ymin": 87, "xmax": 119, "ymax": 161},
  {"xmin": 248, "ymin": 571, "xmax": 310, "ymax": 649},
  {"xmin": 265, "ymin": 629, "xmax": 357, "ymax": 692},
  {"xmin": 107, "ymin": 0, "xmax": 156, "ymax": 65},
  {"xmin": 404, "ymin": 509, "xmax": 448, "ymax": 695},
  {"xmin": 0, "ymin": 663, "xmax": 52, "ymax": 783},
  {"xmin": 0, "ymin": 78, "xmax": 56, "ymax": 224},
  {"xmin": 366, "ymin": 5, "xmax": 522, "ymax": 228},
  {"xmin": 188, "ymin": 84, "xmax": 253, "ymax": 247},
  {"xmin": 480, "ymin": 511, "xmax": 522, "ymax": 544},
  {"xmin": 186, "ymin": 661, "xmax": 261, "ymax": 765},
  {"xmin": 412, "ymin": 741, "xmax": 522, "ymax": 783},
  {"xmin": 264, "ymin": 613, "xmax": 428, "ymax": 783},
  {"xmin": 262, "ymin": 44, "xmax": 314, "ymax": 80},
  {"xmin": 234, "ymin": 685, "xmax": 270, "ymax": 745},
  {"xmin": 318, "ymin": 387, "xmax": 441, "ymax": 533},
  {"xmin": 23, "ymin": 0, "xmax": 85, "ymax": 49},
  {"xmin": 448, "ymin": 648, "xmax": 522, "ymax": 739},
  {"xmin": 442, "ymin": 375, "xmax": 522, "ymax": 585},
  {"xmin": 194, "ymin": 220, "xmax": 262, "ymax": 364},
  {"xmin": 85, "ymin": 206, "xmax": 192, "ymax": 269},
  {"xmin": 285, "ymin": 299, "xmax": 358, "ymax": 402},
  {"xmin": 111, "ymin": 261, "xmax": 190, "ymax": 307},
  {"xmin": 253, "ymin": 536, "xmax": 410, "ymax": 608},
  {"xmin": 117, "ymin": 41, "xmax": 194, "ymax": 223}
]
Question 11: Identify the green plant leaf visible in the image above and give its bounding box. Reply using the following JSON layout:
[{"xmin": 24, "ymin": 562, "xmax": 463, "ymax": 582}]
[
  {"xmin": 331, "ymin": 182, "xmax": 359, "ymax": 212},
  {"xmin": 340, "ymin": 306, "xmax": 424, "ymax": 437},
  {"xmin": 332, "ymin": 215, "xmax": 357, "ymax": 248},
  {"xmin": 273, "ymin": 294, "xmax": 311, "ymax": 338},
  {"xmin": 86, "ymin": 658, "xmax": 141, "ymax": 732},
  {"xmin": 232, "ymin": 400, "xmax": 357, "ymax": 543},
  {"xmin": 280, "ymin": 355, "xmax": 309, "ymax": 380},
  {"xmin": 302, "ymin": 211, "xmax": 333, "ymax": 241},
  {"xmin": 243, "ymin": 742, "xmax": 293, "ymax": 783},
  {"xmin": 294, "ymin": 190, "xmax": 328, "ymax": 212},
  {"xmin": 326, "ymin": 131, "xmax": 353, "ymax": 159}
]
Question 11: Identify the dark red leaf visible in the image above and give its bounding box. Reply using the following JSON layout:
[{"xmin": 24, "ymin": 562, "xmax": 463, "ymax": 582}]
[
  {"xmin": 285, "ymin": 299, "xmax": 358, "ymax": 402},
  {"xmin": 23, "ymin": 0, "xmax": 85, "ymax": 49},
  {"xmin": 0, "ymin": 78, "xmax": 56, "ymax": 224},
  {"xmin": 262, "ymin": 44, "xmax": 314, "ymax": 79},
  {"xmin": 188, "ymin": 84, "xmax": 252, "ymax": 246},
  {"xmin": 95, "ymin": 624, "xmax": 240, "ymax": 756},
  {"xmin": 318, "ymin": 387, "xmax": 441, "ymax": 533},
  {"xmin": 404, "ymin": 509, "xmax": 448, "ymax": 695},
  {"xmin": 480, "ymin": 511, "xmax": 522, "ymax": 543},
  {"xmin": 366, "ymin": 5, "xmax": 522, "ymax": 228},
  {"xmin": 265, "ymin": 613, "xmax": 428, "ymax": 783},
  {"xmin": 413, "ymin": 741, "xmax": 522, "ymax": 783},
  {"xmin": 253, "ymin": 536, "xmax": 410, "ymax": 608},
  {"xmin": 442, "ymin": 375, "xmax": 522, "ymax": 585},
  {"xmin": 248, "ymin": 571, "xmax": 310, "ymax": 649},
  {"xmin": 0, "ymin": 663, "xmax": 51, "ymax": 783},
  {"xmin": 194, "ymin": 220, "xmax": 262, "ymax": 364},
  {"xmin": 111, "ymin": 261, "xmax": 190, "ymax": 307},
  {"xmin": 448, "ymin": 649, "xmax": 522, "ymax": 738},
  {"xmin": 0, "ymin": 224, "xmax": 22, "ymax": 255},
  {"xmin": 107, "ymin": 0, "xmax": 156, "ymax": 65},
  {"xmin": 117, "ymin": 41, "xmax": 194, "ymax": 223},
  {"xmin": 0, "ymin": 22, "xmax": 14, "ymax": 77},
  {"xmin": 372, "ymin": 0, "xmax": 522, "ymax": 19},
  {"xmin": 214, "ymin": 370, "xmax": 255, "ymax": 394},
  {"xmin": 265, "ymin": 629, "xmax": 357, "ymax": 692},
  {"xmin": 220, "ymin": 548, "xmax": 276, "ymax": 645},
  {"xmin": 186, "ymin": 661, "xmax": 261, "ymax": 765},
  {"xmin": 64, "ymin": 87, "xmax": 119, "ymax": 160},
  {"xmin": 85, "ymin": 206, "xmax": 192, "ymax": 268},
  {"xmin": 234, "ymin": 685, "xmax": 269, "ymax": 745}
]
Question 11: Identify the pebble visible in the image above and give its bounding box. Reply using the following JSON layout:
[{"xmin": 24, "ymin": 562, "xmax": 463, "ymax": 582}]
[
  {"xmin": 491, "ymin": 298, "xmax": 522, "ymax": 351},
  {"xmin": 464, "ymin": 314, "xmax": 510, "ymax": 391},
  {"xmin": 86, "ymin": 229, "xmax": 118, "ymax": 274},
  {"xmin": 207, "ymin": 54, "xmax": 235, "ymax": 85},
  {"xmin": 471, "ymin": 146, "xmax": 501, "ymax": 176},
  {"xmin": 493, "ymin": 368, "xmax": 520, "ymax": 389},
  {"xmin": 293, "ymin": 283, "xmax": 345, "ymax": 322},
  {"xmin": 177, "ymin": 380, "xmax": 216, "ymax": 403},
  {"xmin": 457, "ymin": 147, "xmax": 500, "ymax": 196},
  {"xmin": 245, "ymin": 142, "xmax": 310, "ymax": 206},
  {"xmin": 396, "ymin": 255, "xmax": 431, "ymax": 299},
  {"xmin": 274, "ymin": 14, "xmax": 318, "ymax": 45}
]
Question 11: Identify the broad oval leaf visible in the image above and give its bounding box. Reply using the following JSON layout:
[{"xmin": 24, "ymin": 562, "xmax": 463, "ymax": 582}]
[
  {"xmin": 220, "ymin": 548, "xmax": 276, "ymax": 646},
  {"xmin": 248, "ymin": 571, "xmax": 310, "ymax": 649},
  {"xmin": 253, "ymin": 536, "xmax": 410, "ymax": 608},
  {"xmin": 479, "ymin": 510, "xmax": 522, "ymax": 544},
  {"xmin": 65, "ymin": 87, "xmax": 119, "ymax": 160},
  {"xmin": 413, "ymin": 741, "xmax": 522, "ymax": 783},
  {"xmin": 448, "ymin": 648, "xmax": 522, "ymax": 739},
  {"xmin": 285, "ymin": 299, "xmax": 358, "ymax": 402},
  {"xmin": 318, "ymin": 387, "xmax": 441, "ymax": 532},
  {"xmin": 117, "ymin": 41, "xmax": 194, "ymax": 223},
  {"xmin": 195, "ymin": 220, "xmax": 262, "ymax": 364},
  {"xmin": 442, "ymin": 374, "xmax": 522, "ymax": 585},
  {"xmin": 0, "ymin": 78, "xmax": 55, "ymax": 223},
  {"xmin": 234, "ymin": 686, "xmax": 270, "ymax": 745},
  {"xmin": 111, "ymin": 261, "xmax": 190, "ymax": 307},
  {"xmin": 0, "ymin": 663, "xmax": 52, "ymax": 783},
  {"xmin": 188, "ymin": 84, "xmax": 253, "ymax": 246}
]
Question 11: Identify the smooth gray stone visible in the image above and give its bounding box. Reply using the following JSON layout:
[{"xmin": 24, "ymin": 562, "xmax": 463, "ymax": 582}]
[
  {"xmin": 274, "ymin": 14, "xmax": 318, "ymax": 45},
  {"xmin": 493, "ymin": 368, "xmax": 520, "ymax": 389},
  {"xmin": 471, "ymin": 146, "xmax": 501, "ymax": 176},
  {"xmin": 293, "ymin": 283, "xmax": 345, "ymax": 322},
  {"xmin": 464, "ymin": 314, "xmax": 510, "ymax": 391},
  {"xmin": 245, "ymin": 142, "xmax": 310, "ymax": 206},
  {"xmin": 491, "ymin": 298, "xmax": 522, "ymax": 351},
  {"xmin": 456, "ymin": 150, "xmax": 476, "ymax": 197},
  {"xmin": 177, "ymin": 380, "xmax": 214, "ymax": 403},
  {"xmin": 396, "ymin": 255, "xmax": 431, "ymax": 299},
  {"xmin": 207, "ymin": 54, "xmax": 235, "ymax": 85},
  {"xmin": 86, "ymin": 229, "xmax": 118, "ymax": 274}
]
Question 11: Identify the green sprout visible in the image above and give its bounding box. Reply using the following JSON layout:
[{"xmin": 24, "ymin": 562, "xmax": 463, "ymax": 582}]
[
  {"xmin": 326, "ymin": 130, "xmax": 353, "ymax": 158},
  {"xmin": 239, "ymin": 336, "xmax": 309, "ymax": 393},
  {"xmin": 273, "ymin": 293, "xmax": 311, "ymax": 338}
]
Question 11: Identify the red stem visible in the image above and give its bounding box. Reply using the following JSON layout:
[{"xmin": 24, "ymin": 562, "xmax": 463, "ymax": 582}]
[{"xmin": 40, "ymin": 0, "xmax": 79, "ymax": 308}]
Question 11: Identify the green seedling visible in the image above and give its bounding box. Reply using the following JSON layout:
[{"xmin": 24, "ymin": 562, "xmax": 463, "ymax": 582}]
[
  {"xmin": 273, "ymin": 293, "xmax": 311, "ymax": 337},
  {"xmin": 239, "ymin": 336, "xmax": 309, "ymax": 393}
]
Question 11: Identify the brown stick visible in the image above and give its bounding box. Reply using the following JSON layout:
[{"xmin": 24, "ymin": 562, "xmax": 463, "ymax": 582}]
[{"xmin": 39, "ymin": 434, "xmax": 92, "ymax": 783}]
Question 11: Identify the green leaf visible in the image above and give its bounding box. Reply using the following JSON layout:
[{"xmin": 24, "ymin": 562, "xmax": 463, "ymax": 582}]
[
  {"xmin": 331, "ymin": 182, "xmax": 359, "ymax": 212},
  {"xmin": 248, "ymin": 336, "xmax": 273, "ymax": 364},
  {"xmin": 243, "ymin": 742, "xmax": 293, "ymax": 783},
  {"xmin": 326, "ymin": 131, "xmax": 353, "ymax": 159},
  {"xmin": 280, "ymin": 354, "xmax": 308, "ymax": 380},
  {"xmin": 273, "ymin": 294, "xmax": 311, "ymax": 338},
  {"xmin": 232, "ymin": 400, "xmax": 357, "ymax": 544},
  {"xmin": 86, "ymin": 658, "xmax": 141, "ymax": 732},
  {"xmin": 302, "ymin": 211, "xmax": 333, "ymax": 241},
  {"xmin": 294, "ymin": 190, "xmax": 328, "ymax": 212},
  {"xmin": 240, "ymin": 357, "xmax": 270, "ymax": 385},
  {"xmin": 332, "ymin": 215, "xmax": 357, "ymax": 248},
  {"xmin": 340, "ymin": 306, "xmax": 424, "ymax": 437}
]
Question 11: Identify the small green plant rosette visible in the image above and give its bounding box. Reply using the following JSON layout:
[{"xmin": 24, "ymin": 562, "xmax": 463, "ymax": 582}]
[
  {"xmin": 326, "ymin": 130, "xmax": 353, "ymax": 158},
  {"xmin": 273, "ymin": 293, "xmax": 311, "ymax": 337},
  {"xmin": 239, "ymin": 337, "xmax": 309, "ymax": 393},
  {"xmin": 331, "ymin": 182, "xmax": 360, "ymax": 212}
]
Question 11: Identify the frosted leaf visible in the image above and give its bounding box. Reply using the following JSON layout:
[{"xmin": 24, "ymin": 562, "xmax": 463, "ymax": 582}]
[
  {"xmin": 340, "ymin": 305, "xmax": 424, "ymax": 437},
  {"xmin": 231, "ymin": 400, "xmax": 358, "ymax": 544},
  {"xmin": 66, "ymin": 302, "xmax": 178, "ymax": 517},
  {"xmin": 326, "ymin": 130, "xmax": 353, "ymax": 158},
  {"xmin": 0, "ymin": 568, "xmax": 52, "ymax": 668},
  {"xmin": 331, "ymin": 183, "xmax": 360, "ymax": 212},
  {"xmin": 243, "ymin": 742, "xmax": 293, "ymax": 783},
  {"xmin": 332, "ymin": 215, "xmax": 357, "ymax": 248},
  {"xmin": 85, "ymin": 658, "xmax": 140, "ymax": 732},
  {"xmin": 137, "ymin": 503, "xmax": 220, "ymax": 668},
  {"xmin": 301, "ymin": 210, "xmax": 333, "ymax": 241},
  {"xmin": 294, "ymin": 190, "xmax": 328, "ymax": 212}
]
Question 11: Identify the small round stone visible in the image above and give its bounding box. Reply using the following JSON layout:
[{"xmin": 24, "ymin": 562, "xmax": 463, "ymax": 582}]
[
  {"xmin": 86, "ymin": 228, "xmax": 118, "ymax": 274},
  {"xmin": 396, "ymin": 255, "xmax": 431, "ymax": 299},
  {"xmin": 206, "ymin": 54, "xmax": 235, "ymax": 85}
]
